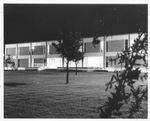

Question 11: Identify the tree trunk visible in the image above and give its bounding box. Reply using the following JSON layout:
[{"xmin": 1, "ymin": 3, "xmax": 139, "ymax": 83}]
[
  {"xmin": 75, "ymin": 63, "xmax": 78, "ymax": 75},
  {"xmin": 66, "ymin": 60, "xmax": 69, "ymax": 84}
]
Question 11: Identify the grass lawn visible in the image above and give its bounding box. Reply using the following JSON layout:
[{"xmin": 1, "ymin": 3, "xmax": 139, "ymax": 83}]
[{"xmin": 4, "ymin": 71, "xmax": 147, "ymax": 118}]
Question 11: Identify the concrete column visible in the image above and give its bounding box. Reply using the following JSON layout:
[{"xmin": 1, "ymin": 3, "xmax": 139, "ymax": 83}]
[
  {"xmin": 62, "ymin": 57, "xmax": 64, "ymax": 67},
  {"xmin": 16, "ymin": 44, "xmax": 18, "ymax": 69},
  {"xmin": 45, "ymin": 41, "xmax": 47, "ymax": 67},
  {"xmin": 82, "ymin": 39, "xmax": 84, "ymax": 68},
  {"xmin": 103, "ymin": 36, "xmax": 106, "ymax": 69},
  {"xmin": 29, "ymin": 43, "xmax": 32, "ymax": 67},
  {"xmin": 32, "ymin": 57, "xmax": 34, "ymax": 67},
  {"xmin": 82, "ymin": 59, "xmax": 84, "ymax": 67},
  {"xmin": 128, "ymin": 34, "xmax": 130, "ymax": 47}
]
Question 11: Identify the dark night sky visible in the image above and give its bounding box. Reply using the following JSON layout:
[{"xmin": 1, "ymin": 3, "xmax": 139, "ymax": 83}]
[{"xmin": 4, "ymin": 4, "xmax": 147, "ymax": 44}]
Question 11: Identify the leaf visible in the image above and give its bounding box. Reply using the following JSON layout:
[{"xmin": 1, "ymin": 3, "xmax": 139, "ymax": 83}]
[
  {"xmin": 108, "ymin": 96, "xmax": 113, "ymax": 102},
  {"xmin": 115, "ymin": 103, "xmax": 123, "ymax": 111},
  {"xmin": 100, "ymin": 33, "xmax": 147, "ymax": 118},
  {"xmin": 133, "ymin": 63, "xmax": 141, "ymax": 66},
  {"xmin": 110, "ymin": 92, "xmax": 116, "ymax": 98},
  {"xmin": 127, "ymin": 69, "xmax": 141, "ymax": 80},
  {"xmin": 92, "ymin": 35, "xmax": 100, "ymax": 48},
  {"xmin": 113, "ymin": 111, "xmax": 123, "ymax": 116}
]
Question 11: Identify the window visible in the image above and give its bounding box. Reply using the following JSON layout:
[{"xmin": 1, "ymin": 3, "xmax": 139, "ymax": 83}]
[
  {"xmin": 33, "ymin": 46, "xmax": 45, "ymax": 55},
  {"xmin": 83, "ymin": 56, "xmax": 103, "ymax": 68},
  {"xmin": 6, "ymin": 48, "xmax": 16, "ymax": 56},
  {"xmin": 100, "ymin": 40, "xmax": 103, "ymax": 52},
  {"xmin": 79, "ymin": 45, "xmax": 83, "ymax": 52},
  {"xmin": 125, "ymin": 39, "xmax": 128, "ymax": 50},
  {"xmin": 84, "ymin": 43, "xmax": 86, "ymax": 52},
  {"xmin": 106, "ymin": 57, "xmax": 108, "ymax": 67},
  {"xmin": 18, "ymin": 59, "xmax": 28, "ymax": 67},
  {"xmin": 108, "ymin": 40, "xmax": 124, "ymax": 52},
  {"xmin": 106, "ymin": 41, "xmax": 109, "ymax": 52},
  {"xmin": 34, "ymin": 58, "xmax": 45, "ymax": 63},
  {"xmin": 50, "ymin": 45, "xmax": 57, "ymax": 54},
  {"xmin": 47, "ymin": 58, "xmax": 62, "ymax": 68},
  {"xmin": 86, "ymin": 42, "xmax": 100, "ymax": 53},
  {"xmin": 34, "ymin": 58, "xmax": 45, "ymax": 67},
  {"xmin": 107, "ymin": 56, "xmax": 122, "ymax": 67},
  {"xmin": 19, "ymin": 47, "xmax": 29, "ymax": 55}
]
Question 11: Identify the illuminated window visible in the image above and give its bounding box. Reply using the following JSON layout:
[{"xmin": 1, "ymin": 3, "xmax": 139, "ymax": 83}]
[
  {"xmin": 47, "ymin": 45, "xmax": 50, "ymax": 54},
  {"xmin": 47, "ymin": 58, "xmax": 62, "ymax": 68},
  {"xmin": 79, "ymin": 45, "xmax": 83, "ymax": 52},
  {"xmin": 34, "ymin": 58, "xmax": 45, "ymax": 67},
  {"xmin": 83, "ymin": 56, "xmax": 103, "ymax": 68},
  {"xmin": 100, "ymin": 40, "xmax": 103, "ymax": 52},
  {"xmin": 63, "ymin": 59, "xmax": 82, "ymax": 67}
]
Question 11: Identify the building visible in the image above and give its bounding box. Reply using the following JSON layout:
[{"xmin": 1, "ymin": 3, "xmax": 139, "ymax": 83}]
[{"xmin": 4, "ymin": 33, "xmax": 146, "ymax": 72}]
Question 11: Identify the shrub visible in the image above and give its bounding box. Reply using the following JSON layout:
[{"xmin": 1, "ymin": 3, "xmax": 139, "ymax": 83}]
[{"xmin": 99, "ymin": 33, "xmax": 148, "ymax": 118}]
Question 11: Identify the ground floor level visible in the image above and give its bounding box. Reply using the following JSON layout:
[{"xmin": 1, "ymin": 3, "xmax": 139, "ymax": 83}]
[
  {"xmin": 4, "ymin": 55, "xmax": 146, "ymax": 72},
  {"xmin": 5, "ymin": 56, "xmax": 104, "ymax": 69}
]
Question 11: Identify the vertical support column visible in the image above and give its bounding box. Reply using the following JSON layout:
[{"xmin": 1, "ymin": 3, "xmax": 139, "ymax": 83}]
[
  {"xmin": 82, "ymin": 39, "xmax": 84, "ymax": 67},
  {"xmin": 4, "ymin": 45, "xmax": 6, "ymax": 56},
  {"xmin": 45, "ymin": 41, "xmax": 47, "ymax": 67},
  {"xmin": 82, "ymin": 58, "xmax": 84, "ymax": 67},
  {"xmin": 103, "ymin": 36, "xmax": 106, "ymax": 70},
  {"xmin": 16, "ymin": 44, "xmax": 18, "ymax": 69},
  {"xmin": 128, "ymin": 34, "xmax": 130, "ymax": 47},
  {"xmin": 47, "ymin": 43, "xmax": 50, "ymax": 68},
  {"xmin": 99, "ymin": 37, "xmax": 101, "ymax": 68},
  {"xmin": 31, "ymin": 43, "xmax": 35, "ymax": 68},
  {"xmin": 29, "ymin": 43, "xmax": 32, "ymax": 67},
  {"xmin": 4, "ymin": 45, "xmax": 6, "ymax": 68},
  {"xmin": 62, "ymin": 57, "xmax": 64, "ymax": 67},
  {"xmin": 32, "ymin": 56, "xmax": 34, "ymax": 67}
]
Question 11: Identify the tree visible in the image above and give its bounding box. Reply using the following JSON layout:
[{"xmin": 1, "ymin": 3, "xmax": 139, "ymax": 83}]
[
  {"xmin": 92, "ymin": 6, "xmax": 147, "ymax": 118},
  {"xmin": 92, "ymin": 34, "xmax": 100, "ymax": 48},
  {"xmin": 72, "ymin": 51, "xmax": 84, "ymax": 75},
  {"xmin": 52, "ymin": 31, "xmax": 82, "ymax": 84},
  {"xmin": 99, "ymin": 33, "xmax": 148, "ymax": 118},
  {"xmin": 5, "ymin": 54, "xmax": 15, "ymax": 68}
]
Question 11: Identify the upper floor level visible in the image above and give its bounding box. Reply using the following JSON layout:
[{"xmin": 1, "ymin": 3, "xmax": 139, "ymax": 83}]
[{"xmin": 5, "ymin": 33, "xmax": 139, "ymax": 57}]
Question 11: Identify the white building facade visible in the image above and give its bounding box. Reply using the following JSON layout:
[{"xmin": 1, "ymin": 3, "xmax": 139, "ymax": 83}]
[{"xmin": 4, "ymin": 33, "xmax": 146, "ymax": 72}]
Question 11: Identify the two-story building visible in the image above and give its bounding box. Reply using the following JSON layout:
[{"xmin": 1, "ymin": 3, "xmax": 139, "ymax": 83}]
[{"xmin": 4, "ymin": 33, "xmax": 146, "ymax": 72}]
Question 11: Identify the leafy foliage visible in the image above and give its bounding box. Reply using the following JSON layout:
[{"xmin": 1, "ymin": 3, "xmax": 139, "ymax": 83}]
[
  {"xmin": 92, "ymin": 34, "xmax": 100, "ymax": 48},
  {"xmin": 99, "ymin": 33, "xmax": 148, "ymax": 118},
  {"xmin": 5, "ymin": 54, "xmax": 15, "ymax": 67},
  {"xmin": 52, "ymin": 31, "xmax": 83, "ymax": 83},
  {"xmin": 72, "ymin": 51, "xmax": 84, "ymax": 75},
  {"xmin": 52, "ymin": 31, "xmax": 82, "ymax": 60}
]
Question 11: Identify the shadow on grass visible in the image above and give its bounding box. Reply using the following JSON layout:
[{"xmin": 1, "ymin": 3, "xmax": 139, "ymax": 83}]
[{"xmin": 4, "ymin": 82, "xmax": 26, "ymax": 87}]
